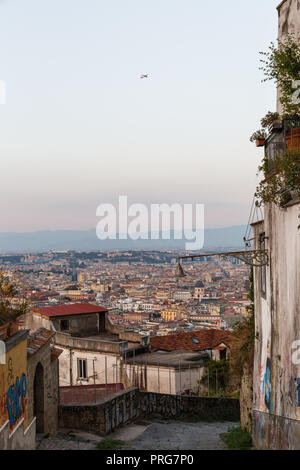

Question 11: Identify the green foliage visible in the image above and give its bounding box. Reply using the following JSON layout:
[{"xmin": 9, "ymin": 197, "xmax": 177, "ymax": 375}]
[
  {"xmin": 260, "ymin": 111, "xmax": 280, "ymax": 129},
  {"xmin": 95, "ymin": 439, "xmax": 126, "ymax": 450},
  {"xmin": 255, "ymin": 149, "xmax": 300, "ymax": 206},
  {"xmin": 0, "ymin": 270, "xmax": 28, "ymax": 326},
  {"xmin": 220, "ymin": 426, "xmax": 253, "ymax": 450},
  {"xmin": 200, "ymin": 359, "xmax": 230, "ymax": 396},
  {"xmin": 260, "ymin": 34, "xmax": 300, "ymax": 115}
]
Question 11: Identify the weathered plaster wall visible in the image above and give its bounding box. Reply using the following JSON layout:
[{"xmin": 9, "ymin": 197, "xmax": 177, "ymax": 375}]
[
  {"xmin": 25, "ymin": 312, "xmax": 52, "ymax": 332},
  {"xmin": 27, "ymin": 344, "xmax": 59, "ymax": 435},
  {"xmin": 278, "ymin": 0, "xmax": 300, "ymax": 37},
  {"xmin": 0, "ymin": 331, "xmax": 37, "ymax": 449},
  {"xmin": 0, "ymin": 334, "xmax": 29, "ymax": 435},
  {"xmin": 51, "ymin": 313, "xmax": 100, "ymax": 337},
  {"xmin": 0, "ymin": 418, "xmax": 36, "ymax": 450},
  {"xmin": 252, "ymin": 202, "xmax": 300, "ymax": 449},
  {"xmin": 240, "ymin": 363, "xmax": 253, "ymax": 433},
  {"xmin": 58, "ymin": 347, "xmax": 121, "ymax": 387},
  {"xmin": 59, "ymin": 388, "xmax": 139, "ymax": 435},
  {"xmin": 58, "ymin": 388, "xmax": 240, "ymax": 436},
  {"xmin": 123, "ymin": 363, "xmax": 206, "ymax": 395}
]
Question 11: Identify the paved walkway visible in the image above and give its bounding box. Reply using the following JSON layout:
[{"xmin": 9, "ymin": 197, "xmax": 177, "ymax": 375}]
[
  {"xmin": 120, "ymin": 420, "xmax": 238, "ymax": 450},
  {"xmin": 36, "ymin": 431, "xmax": 101, "ymax": 450},
  {"xmin": 36, "ymin": 420, "xmax": 238, "ymax": 451}
]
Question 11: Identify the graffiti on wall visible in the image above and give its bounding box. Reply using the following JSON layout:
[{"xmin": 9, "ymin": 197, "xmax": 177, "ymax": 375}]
[
  {"xmin": 262, "ymin": 358, "xmax": 273, "ymax": 413},
  {"xmin": 6, "ymin": 373, "xmax": 27, "ymax": 427}
]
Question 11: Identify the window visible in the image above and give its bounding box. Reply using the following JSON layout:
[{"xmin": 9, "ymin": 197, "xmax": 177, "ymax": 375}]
[
  {"xmin": 60, "ymin": 319, "xmax": 69, "ymax": 331},
  {"xmin": 259, "ymin": 232, "xmax": 267, "ymax": 298},
  {"xmin": 78, "ymin": 359, "xmax": 87, "ymax": 379}
]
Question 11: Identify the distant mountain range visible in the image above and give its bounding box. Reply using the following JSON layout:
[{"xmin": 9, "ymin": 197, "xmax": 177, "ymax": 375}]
[{"xmin": 0, "ymin": 226, "xmax": 248, "ymax": 253}]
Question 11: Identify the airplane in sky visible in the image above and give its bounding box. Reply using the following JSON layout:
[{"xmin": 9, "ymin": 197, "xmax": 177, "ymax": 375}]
[{"xmin": 140, "ymin": 74, "xmax": 149, "ymax": 79}]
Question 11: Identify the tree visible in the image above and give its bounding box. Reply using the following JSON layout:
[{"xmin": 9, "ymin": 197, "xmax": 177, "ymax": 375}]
[{"xmin": 0, "ymin": 270, "xmax": 28, "ymax": 326}]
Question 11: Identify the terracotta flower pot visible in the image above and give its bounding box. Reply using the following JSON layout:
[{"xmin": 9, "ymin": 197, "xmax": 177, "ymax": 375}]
[
  {"xmin": 256, "ymin": 139, "xmax": 265, "ymax": 147},
  {"xmin": 286, "ymin": 128, "xmax": 300, "ymax": 151}
]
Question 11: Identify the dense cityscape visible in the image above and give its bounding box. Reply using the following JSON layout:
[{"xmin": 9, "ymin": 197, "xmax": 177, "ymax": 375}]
[
  {"xmin": 1, "ymin": 0, "xmax": 300, "ymax": 455},
  {"xmin": 1, "ymin": 250, "xmax": 251, "ymax": 336}
]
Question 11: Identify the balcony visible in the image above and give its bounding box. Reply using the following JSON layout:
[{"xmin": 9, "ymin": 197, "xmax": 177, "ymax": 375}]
[{"xmin": 263, "ymin": 120, "xmax": 300, "ymax": 207}]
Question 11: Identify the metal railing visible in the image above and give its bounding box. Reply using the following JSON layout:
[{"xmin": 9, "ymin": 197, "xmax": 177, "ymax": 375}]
[{"xmin": 58, "ymin": 359, "xmax": 233, "ymax": 406}]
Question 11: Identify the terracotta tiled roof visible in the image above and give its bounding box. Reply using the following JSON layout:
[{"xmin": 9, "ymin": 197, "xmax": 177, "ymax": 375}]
[
  {"xmin": 150, "ymin": 329, "xmax": 231, "ymax": 352},
  {"xmin": 0, "ymin": 321, "xmax": 20, "ymax": 340},
  {"xmin": 27, "ymin": 328, "xmax": 55, "ymax": 357},
  {"xmin": 32, "ymin": 303, "xmax": 108, "ymax": 318}
]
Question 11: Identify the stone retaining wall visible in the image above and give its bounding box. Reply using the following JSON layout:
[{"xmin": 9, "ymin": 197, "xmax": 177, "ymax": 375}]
[{"xmin": 59, "ymin": 388, "xmax": 240, "ymax": 436}]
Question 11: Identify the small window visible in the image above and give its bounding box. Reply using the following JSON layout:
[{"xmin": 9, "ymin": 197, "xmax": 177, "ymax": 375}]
[
  {"xmin": 78, "ymin": 359, "xmax": 87, "ymax": 379},
  {"xmin": 60, "ymin": 319, "xmax": 69, "ymax": 331},
  {"xmin": 192, "ymin": 338, "xmax": 200, "ymax": 344}
]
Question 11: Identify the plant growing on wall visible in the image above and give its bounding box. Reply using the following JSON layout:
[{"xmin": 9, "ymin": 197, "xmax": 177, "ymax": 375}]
[
  {"xmin": 199, "ymin": 359, "xmax": 230, "ymax": 396},
  {"xmin": 229, "ymin": 268, "xmax": 255, "ymax": 380},
  {"xmin": 255, "ymin": 149, "xmax": 300, "ymax": 206},
  {"xmin": 260, "ymin": 34, "xmax": 300, "ymax": 116}
]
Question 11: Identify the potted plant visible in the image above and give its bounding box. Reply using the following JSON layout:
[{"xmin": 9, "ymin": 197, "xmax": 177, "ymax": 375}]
[
  {"xmin": 260, "ymin": 35, "xmax": 300, "ymax": 150},
  {"xmin": 261, "ymin": 111, "xmax": 282, "ymax": 132},
  {"xmin": 250, "ymin": 130, "xmax": 267, "ymax": 147}
]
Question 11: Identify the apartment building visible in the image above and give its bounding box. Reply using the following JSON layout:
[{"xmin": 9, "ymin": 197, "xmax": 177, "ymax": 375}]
[{"xmin": 26, "ymin": 303, "xmax": 149, "ymax": 388}]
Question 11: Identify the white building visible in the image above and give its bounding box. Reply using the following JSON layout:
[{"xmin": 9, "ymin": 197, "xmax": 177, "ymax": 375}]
[{"xmin": 252, "ymin": 0, "xmax": 300, "ymax": 450}]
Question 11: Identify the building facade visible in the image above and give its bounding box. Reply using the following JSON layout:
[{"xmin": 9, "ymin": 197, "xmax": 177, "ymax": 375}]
[
  {"xmin": 252, "ymin": 0, "xmax": 300, "ymax": 449},
  {"xmin": 0, "ymin": 328, "xmax": 36, "ymax": 450},
  {"xmin": 26, "ymin": 303, "xmax": 149, "ymax": 392}
]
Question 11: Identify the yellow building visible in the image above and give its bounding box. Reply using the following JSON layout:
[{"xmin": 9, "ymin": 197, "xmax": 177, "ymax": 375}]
[
  {"xmin": 0, "ymin": 327, "xmax": 36, "ymax": 449},
  {"xmin": 77, "ymin": 272, "xmax": 90, "ymax": 283},
  {"xmin": 161, "ymin": 306, "xmax": 184, "ymax": 322}
]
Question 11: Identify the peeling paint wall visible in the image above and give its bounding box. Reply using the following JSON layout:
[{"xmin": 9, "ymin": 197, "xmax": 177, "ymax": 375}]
[
  {"xmin": 123, "ymin": 363, "xmax": 206, "ymax": 395},
  {"xmin": 27, "ymin": 345, "xmax": 59, "ymax": 435},
  {"xmin": 58, "ymin": 347, "xmax": 121, "ymax": 387},
  {"xmin": 252, "ymin": 201, "xmax": 300, "ymax": 449},
  {"xmin": 278, "ymin": 0, "xmax": 300, "ymax": 37},
  {"xmin": 0, "ymin": 332, "xmax": 37, "ymax": 450}
]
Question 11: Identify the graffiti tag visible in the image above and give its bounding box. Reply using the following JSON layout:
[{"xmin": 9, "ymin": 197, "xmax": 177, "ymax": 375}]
[
  {"xmin": 262, "ymin": 359, "xmax": 273, "ymax": 413},
  {"xmin": 6, "ymin": 374, "xmax": 27, "ymax": 427}
]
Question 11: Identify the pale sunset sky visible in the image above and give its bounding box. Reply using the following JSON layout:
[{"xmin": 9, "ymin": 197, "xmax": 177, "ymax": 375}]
[{"xmin": 0, "ymin": 0, "xmax": 279, "ymax": 232}]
